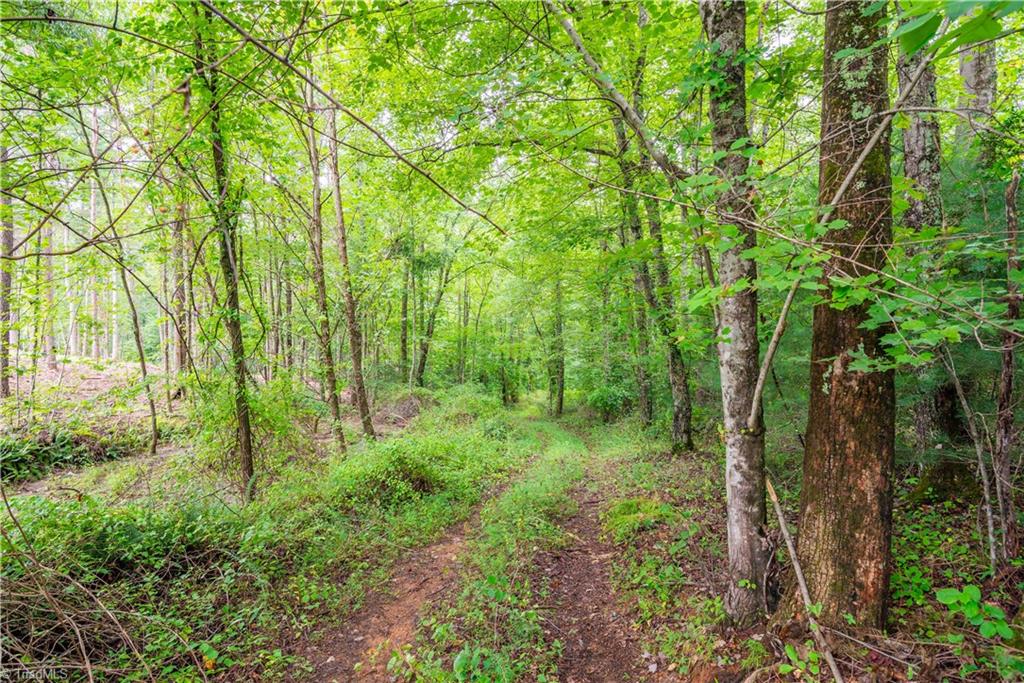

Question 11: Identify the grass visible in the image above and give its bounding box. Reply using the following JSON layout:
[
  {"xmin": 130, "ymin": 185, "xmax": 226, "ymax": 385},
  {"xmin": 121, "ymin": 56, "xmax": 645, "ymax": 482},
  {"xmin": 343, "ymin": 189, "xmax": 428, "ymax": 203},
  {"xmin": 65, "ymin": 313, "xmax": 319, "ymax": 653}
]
[
  {"xmin": 1, "ymin": 385, "xmax": 533, "ymax": 680},
  {"xmin": 583, "ymin": 418, "xmax": 735, "ymax": 676},
  {"xmin": 389, "ymin": 412, "xmax": 586, "ymax": 682}
]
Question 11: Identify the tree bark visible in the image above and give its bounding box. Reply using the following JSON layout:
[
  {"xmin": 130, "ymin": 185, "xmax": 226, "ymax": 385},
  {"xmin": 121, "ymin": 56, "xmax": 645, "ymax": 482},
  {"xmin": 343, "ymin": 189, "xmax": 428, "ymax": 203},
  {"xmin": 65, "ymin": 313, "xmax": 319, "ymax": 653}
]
[
  {"xmin": 797, "ymin": 0, "xmax": 895, "ymax": 630},
  {"xmin": 304, "ymin": 92, "xmax": 346, "ymax": 451},
  {"xmin": 327, "ymin": 110, "xmax": 375, "ymax": 439},
  {"xmin": 897, "ymin": 33, "xmax": 942, "ymax": 230},
  {"xmin": 995, "ymin": 171, "xmax": 1020, "ymax": 559},
  {"xmin": 701, "ymin": 0, "xmax": 769, "ymax": 626},
  {"xmin": 1, "ymin": 145, "xmax": 13, "ymax": 398},
  {"xmin": 957, "ymin": 36, "xmax": 997, "ymax": 160}
]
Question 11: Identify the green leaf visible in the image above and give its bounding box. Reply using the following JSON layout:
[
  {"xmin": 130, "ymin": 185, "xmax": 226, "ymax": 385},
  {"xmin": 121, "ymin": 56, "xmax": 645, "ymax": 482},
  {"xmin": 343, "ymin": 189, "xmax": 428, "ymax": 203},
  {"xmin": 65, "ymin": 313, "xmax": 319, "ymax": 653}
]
[{"xmin": 895, "ymin": 12, "xmax": 942, "ymax": 55}]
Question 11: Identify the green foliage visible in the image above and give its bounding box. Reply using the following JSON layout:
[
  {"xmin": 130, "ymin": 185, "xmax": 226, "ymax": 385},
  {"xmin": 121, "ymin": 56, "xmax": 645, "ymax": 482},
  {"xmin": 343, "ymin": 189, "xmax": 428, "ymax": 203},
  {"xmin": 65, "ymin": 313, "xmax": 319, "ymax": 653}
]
[
  {"xmin": 936, "ymin": 585, "xmax": 1014, "ymax": 640},
  {"xmin": 936, "ymin": 585, "xmax": 1024, "ymax": 678},
  {"xmin": 1, "ymin": 387, "xmax": 527, "ymax": 679},
  {"xmin": 603, "ymin": 498, "xmax": 681, "ymax": 544},
  {"xmin": 0, "ymin": 423, "xmax": 152, "ymax": 483},
  {"xmin": 778, "ymin": 640, "xmax": 821, "ymax": 678},
  {"xmin": 585, "ymin": 384, "xmax": 632, "ymax": 423},
  {"xmin": 391, "ymin": 419, "xmax": 584, "ymax": 682}
]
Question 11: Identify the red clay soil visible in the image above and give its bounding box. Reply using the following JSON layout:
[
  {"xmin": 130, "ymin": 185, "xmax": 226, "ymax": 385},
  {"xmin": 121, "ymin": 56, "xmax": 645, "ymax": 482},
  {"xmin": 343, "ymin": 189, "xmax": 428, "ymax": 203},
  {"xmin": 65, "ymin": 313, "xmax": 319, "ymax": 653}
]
[
  {"xmin": 535, "ymin": 483, "xmax": 653, "ymax": 683},
  {"xmin": 300, "ymin": 523, "xmax": 469, "ymax": 682}
]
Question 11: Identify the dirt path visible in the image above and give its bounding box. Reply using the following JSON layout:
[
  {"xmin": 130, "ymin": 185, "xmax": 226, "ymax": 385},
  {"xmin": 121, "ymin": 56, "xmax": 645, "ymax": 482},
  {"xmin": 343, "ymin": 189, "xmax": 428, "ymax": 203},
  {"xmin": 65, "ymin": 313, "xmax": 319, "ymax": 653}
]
[
  {"xmin": 536, "ymin": 474, "xmax": 648, "ymax": 683},
  {"xmin": 301, "ymin": 519, "xmax": 470, "ymax": 682}
]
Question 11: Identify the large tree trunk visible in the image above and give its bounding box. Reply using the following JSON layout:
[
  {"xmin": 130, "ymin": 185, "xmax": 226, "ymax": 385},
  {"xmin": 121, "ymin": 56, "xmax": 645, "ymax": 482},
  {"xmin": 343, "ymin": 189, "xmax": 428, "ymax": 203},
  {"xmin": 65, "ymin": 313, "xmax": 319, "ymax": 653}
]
[
  {"xmin": 304, "ymin": 93, "xmax": 346, "ymax": 451},
  {"xmin": 0, "ymin": 145, "xmax": 12, "ymax": 398},
  {"xmin": 995, "ymin": 171, "xmax": 1020, "ymax": 559},
  {"xmin": 701, "ymin": 0, "xmax": 768, "ymax": 626},
  {"xmin": 202, "ymin": 15, "xmax": 255, "ymax": 498},
  {"xmin": 797, "ymin": 0, "xmax": 895, "ymax": 629},
  {"xmin": 327, "ymin": 110, "xmax": 375, "ymax": 439}
]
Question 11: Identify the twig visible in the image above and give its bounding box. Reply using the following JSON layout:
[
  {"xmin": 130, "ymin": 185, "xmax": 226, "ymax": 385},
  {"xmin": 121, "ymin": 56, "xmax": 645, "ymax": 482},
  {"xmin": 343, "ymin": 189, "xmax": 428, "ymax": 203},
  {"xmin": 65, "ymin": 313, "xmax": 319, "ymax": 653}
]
[{"xmin": 765, "ymin": 477, "xmax": 844, "ymax": 683}]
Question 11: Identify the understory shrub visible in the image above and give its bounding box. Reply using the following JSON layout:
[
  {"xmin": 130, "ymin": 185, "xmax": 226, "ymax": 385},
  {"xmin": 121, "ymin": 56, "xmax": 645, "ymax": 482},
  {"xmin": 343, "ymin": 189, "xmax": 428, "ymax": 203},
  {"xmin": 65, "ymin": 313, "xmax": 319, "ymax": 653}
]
[
  {"xmin": 0, "ymin": 385, "xmax": 526, "ymax": 680},
  {"xmin": 0, "ymin": 424, "xmax": 152, "ymax": 483}
]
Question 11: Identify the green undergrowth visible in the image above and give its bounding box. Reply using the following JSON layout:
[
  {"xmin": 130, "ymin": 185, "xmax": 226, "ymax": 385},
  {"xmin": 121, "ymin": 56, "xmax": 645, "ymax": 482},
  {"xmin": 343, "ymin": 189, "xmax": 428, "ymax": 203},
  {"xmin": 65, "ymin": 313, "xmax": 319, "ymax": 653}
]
[
  {"xmin": 1, "ymin": 385, "xmax": 528, "ymax": 680},
  {"xmin": 388, "ymin": 414, "xmax": 586, "ymax": 682},
  {"xmin": 0, "ymin": 420, "xmax": 184, "ymax": 484},
  {"xmin": 586, "ymin": 419, "xmax": 737, "ymax": 676}
]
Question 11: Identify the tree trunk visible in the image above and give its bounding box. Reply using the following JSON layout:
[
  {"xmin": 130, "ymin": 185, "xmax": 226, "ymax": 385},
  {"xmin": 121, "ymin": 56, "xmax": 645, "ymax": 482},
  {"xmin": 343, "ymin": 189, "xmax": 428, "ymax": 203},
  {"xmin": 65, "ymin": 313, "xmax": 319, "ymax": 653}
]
[
  {"xmin": 897, "ymin": 33, "xmax": 942, "ymax": 230},
  {"xmin": 957, "ymin": 35, "xmax": 997, "ymax": 160},
  {"xmin": 1, "ymin": 145, "xmax": 13, "ymax": 398},
  {"xmin": 413, "ymin": 265, "xmax": 450, "ymax": 387},
  {"xmin": 995, "ymin": 171, "xmax": 1020, "ymax": 559},
  {"xmin": 552, "ymin": 277, "xmax": 565, "ymax": 417},
  {"xmin": 457, "ymin": 276, "xmax": 469, "ymax": 383},
  {"xmin": 400, "ymin": 258, "xmax": 409, "ymax": 379},
  {"xmin": 632, "ymin": 289, "xmax": 653, "ymax": 427},
  {"xmin": 116, "ymin": 236, "xmax": 158, "ymax": 455},
  {"xmin": 43, "ymin": 222, "xmax": 56, "ymax": 371},
  {"xmin": 201, "ymin": 14, "xmax": 255, "ymax": 498},
  {"xmin": 304, "ymin": 92, "xmax": 346, "ymax": 451},
  {"xmin": 611, "ymin": 114, "xmax": 693, "ymax": 452},
  {"xmin": 174, "ymin": 88, "xmax": 191, "ymax": 387},
  {"xmin": 701, "ymin": 0, "xmax": 768, "ymax": 627},
  {"xmin": 172, "ymin": 181, "xmax": 189, "ymax": 388},
  {"xmin": 326, "ymin": 110, "xmax": 375, "ymax": 439},
  {"xmin": 797, "ymin": 0, "xmax": 895, "ymax": 629}
]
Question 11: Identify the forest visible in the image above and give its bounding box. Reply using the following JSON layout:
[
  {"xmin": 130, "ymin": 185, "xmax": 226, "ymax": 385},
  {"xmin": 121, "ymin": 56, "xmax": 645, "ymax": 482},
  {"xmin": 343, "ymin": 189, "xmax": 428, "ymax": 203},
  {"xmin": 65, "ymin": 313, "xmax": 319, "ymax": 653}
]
[{"xmin": 1, "ymin": 0, "xmax": 1023, "ymax": 680}]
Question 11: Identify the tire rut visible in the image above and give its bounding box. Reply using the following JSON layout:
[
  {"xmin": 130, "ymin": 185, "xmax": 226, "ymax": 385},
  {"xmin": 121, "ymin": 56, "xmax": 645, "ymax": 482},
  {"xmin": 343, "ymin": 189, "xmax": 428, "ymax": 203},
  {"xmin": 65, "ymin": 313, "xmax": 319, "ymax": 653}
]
[
  {"xmin": 302, "ymin": 521, "xmax": 469, "ymax": 682},
  {"xmin": 536, "ymin": 475, "xmax": 648, "ymax": 683}
]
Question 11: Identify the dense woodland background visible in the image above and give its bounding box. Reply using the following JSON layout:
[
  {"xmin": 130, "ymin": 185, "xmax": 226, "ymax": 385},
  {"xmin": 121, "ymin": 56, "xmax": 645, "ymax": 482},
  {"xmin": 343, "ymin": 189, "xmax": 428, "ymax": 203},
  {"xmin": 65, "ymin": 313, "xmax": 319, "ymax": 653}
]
[{"xmin": 1, "ymin": 0, "xmax": 1023, "ymax": 680}]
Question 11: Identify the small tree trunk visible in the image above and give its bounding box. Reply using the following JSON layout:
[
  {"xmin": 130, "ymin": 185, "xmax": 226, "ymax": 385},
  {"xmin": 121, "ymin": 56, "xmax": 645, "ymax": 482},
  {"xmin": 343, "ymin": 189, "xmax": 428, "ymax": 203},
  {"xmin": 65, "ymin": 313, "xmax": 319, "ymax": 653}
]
[
  {"xmin": 115, "ymin": 237, "xmax": 158, "ymax": 455},
  {"xmin": 957, "ymin": 36, "xmax": 997, "ymax": 161},
  {"xmin": 414, "ymin": 265, "xmax": 450, "ymax": 387},
  {"xmin": 43, "ymin": 222, "xmax": 57, "ymax": 371},
  {"xmin": 995, "ymin": 171, "xmax": 1021, "ymax": 559},
  {"xmin": 797, "ymin": 0, "xmax": 894, "ymax": 629},
  {"xmin": 897, "ymin": 31, "xmax": 942, "ymax": 230},
  {"xmin": 327, "ymin": 110, "xmax": 375, "ymax": 439},
  {"xmin": 553, "ymin": 277, "xmax": 565, "ymax": 417},
  {"xmin": 90, "ymin": 108, "xmax": 102, "ymax": 362},
  {"xmin": 201, "ymin": 16, "xmax": 255, "ymax": 498},
  {"xmin": 701, "ymin": 0, "xmax": 768, "ymax": 626},
  {"xmin": 400, "ymin": 259, "xmax": 409, "ymax": 379},
  {"xmin": 632, "ymin": 289, "xmax": 653, "ymax": 427},
  {"xmin": 1, "ymin": 145, "xmax": 13, "ymax": 398},
  {"xmin": 304, "ymin": 91, "xmax": 346, "ymax": 451}
]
